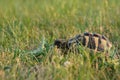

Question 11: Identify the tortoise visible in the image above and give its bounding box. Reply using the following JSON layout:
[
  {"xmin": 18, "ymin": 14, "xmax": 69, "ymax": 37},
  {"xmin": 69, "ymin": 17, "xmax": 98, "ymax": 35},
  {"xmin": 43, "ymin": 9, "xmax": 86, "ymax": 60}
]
[
  {"xmin": 54, "ymin": 32, "xmax": 114, "ymax": 68},
  {"xmin": 54, "ymin": 32, "xmax": 112, "ymax": 54}
]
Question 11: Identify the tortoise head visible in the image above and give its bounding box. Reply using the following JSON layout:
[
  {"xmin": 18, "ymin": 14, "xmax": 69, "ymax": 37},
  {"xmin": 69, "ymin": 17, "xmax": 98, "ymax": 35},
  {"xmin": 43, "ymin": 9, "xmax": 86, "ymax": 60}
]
[{"xmin": 54, "ymin": 39, "xmax": 69, "ymax": 49}]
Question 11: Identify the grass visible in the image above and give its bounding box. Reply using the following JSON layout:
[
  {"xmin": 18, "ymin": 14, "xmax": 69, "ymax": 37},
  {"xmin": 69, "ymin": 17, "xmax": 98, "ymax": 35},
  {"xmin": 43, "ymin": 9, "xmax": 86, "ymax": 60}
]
[{"xmin": 0, "ymin": 0, "xmax": 120, "ymax": 80}]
